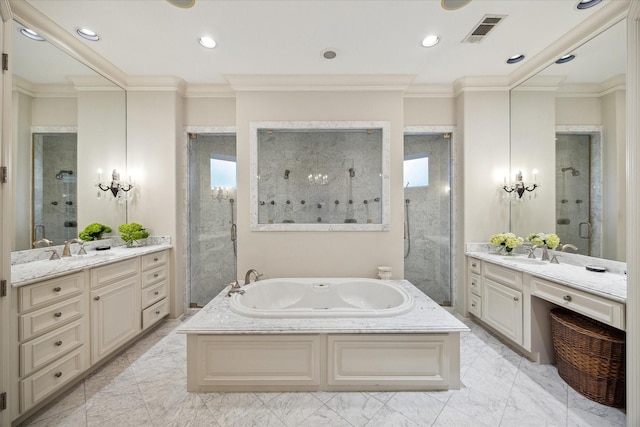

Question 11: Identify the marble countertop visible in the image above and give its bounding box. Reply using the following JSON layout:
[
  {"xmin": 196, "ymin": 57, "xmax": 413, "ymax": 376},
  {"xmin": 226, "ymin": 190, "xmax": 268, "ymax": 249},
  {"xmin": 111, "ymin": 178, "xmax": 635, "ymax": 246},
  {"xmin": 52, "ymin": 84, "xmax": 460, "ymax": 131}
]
[
  {"xmin": 12, "ymin": 244, "xmax": 172, "ymax": 287},
  {"xmin": 177, "ymin": 280, "xmax": 470, "ymax": 335},
  {"xmin": 466, "ymin": 251, "xmax": 627, "ymax": 303}
]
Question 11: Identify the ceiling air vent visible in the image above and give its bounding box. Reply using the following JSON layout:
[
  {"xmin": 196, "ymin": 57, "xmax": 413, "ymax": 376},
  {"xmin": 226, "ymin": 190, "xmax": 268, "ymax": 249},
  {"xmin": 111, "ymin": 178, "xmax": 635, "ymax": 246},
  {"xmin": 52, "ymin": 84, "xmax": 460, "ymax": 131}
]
[{"xmin": 462, "ymin": 15, "xmax": 507, "ymax": 43}]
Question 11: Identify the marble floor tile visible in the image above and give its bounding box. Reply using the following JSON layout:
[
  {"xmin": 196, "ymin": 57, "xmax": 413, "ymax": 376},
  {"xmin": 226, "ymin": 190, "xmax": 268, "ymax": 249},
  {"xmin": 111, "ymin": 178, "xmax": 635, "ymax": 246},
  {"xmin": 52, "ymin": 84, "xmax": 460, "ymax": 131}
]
[{"xmin": 19, "ymin": 317, "xmax": 627, "ymax": 427}]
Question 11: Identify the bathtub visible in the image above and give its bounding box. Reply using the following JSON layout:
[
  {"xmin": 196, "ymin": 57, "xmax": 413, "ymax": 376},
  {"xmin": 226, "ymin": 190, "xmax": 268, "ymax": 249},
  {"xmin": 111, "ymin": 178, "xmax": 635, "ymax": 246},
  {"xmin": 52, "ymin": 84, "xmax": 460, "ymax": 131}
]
[{"xmin": 229, "ymin": 277, "xmax": 415, "ymax": 318}]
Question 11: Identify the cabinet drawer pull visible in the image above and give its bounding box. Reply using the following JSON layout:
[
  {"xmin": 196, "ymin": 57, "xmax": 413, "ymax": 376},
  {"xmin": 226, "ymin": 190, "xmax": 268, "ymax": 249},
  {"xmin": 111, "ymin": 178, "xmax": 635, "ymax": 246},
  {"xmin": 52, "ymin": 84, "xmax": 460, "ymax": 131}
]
[
  {"xmin": 513, "ymin": 297, "xmax": 519, "ymax": 302},
  {"xmin": 94, "ymin": 296, "xmax": 101, "ymax": 301},
  {"xmin": 153, "ymin": 257, "xmax": 159, "ymax": 262},
  {"xmin": 471, "ymin": 303, "xmax": 476, "ymax": 307},
  {"xmin": 53, "ymin": 286, "xmax": 62, "ymax": 292},
  {"xmin": 471, "ymin": 262, "xmax": 477, "ymax": 268},
  {"xmin": 55, "ymin": 340, "xmax": 63, "ymax": 347},
  {"xmin": 153, "ymin": 273, "xmax": 159, "ymax": 278},
  {"xmin": 563, "ymin": 295, "xmax": 572, "ymax": 302},
  {"xmin": 154, "ymin": 291, "xmax": 159, "ymax": 295},
  {"xmin": 54, "ymin": 372, "xmax": 63, "ymax": 378},
  {"xmin": 54, "ymin": 312, "xmax": 62, "ymax": 318},
  {"xmin": 155, "ymin": 310, "xmax": 161, "ymax": 315}
]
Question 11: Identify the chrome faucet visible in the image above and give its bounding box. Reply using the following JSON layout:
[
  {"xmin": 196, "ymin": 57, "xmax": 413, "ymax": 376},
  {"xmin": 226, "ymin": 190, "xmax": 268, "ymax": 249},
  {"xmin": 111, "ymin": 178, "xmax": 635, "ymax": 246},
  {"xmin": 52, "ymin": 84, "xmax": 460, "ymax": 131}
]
[
  {"xmin": 244, "ymin": 269, "xmax": 263, "ymax": 285},
  {"xmin": 530, "ymin": 244, "xmax": 550, "ymax": 261},
  {"xmin": 62, "ymin": 238, "xmax": 86, "ymax": 257},
  {"xmin": 33, "ymin": 238, "xmax": 53, "ymax": 248},
  {"xmin": 561, "ymin": 244, "xmax": 579, "ymax": 253},
  {"xmin": 226, "ymin": 280, "xmax": 245, "ymax": 297}
]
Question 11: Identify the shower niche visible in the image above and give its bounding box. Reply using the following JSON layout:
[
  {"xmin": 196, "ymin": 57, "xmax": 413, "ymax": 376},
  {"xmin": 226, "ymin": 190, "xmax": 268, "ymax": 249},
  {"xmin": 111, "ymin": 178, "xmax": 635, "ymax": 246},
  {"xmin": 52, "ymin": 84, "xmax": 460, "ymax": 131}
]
[{"xmin": 250, "ymin": 121, "xmax": 390, "ymax": 231}]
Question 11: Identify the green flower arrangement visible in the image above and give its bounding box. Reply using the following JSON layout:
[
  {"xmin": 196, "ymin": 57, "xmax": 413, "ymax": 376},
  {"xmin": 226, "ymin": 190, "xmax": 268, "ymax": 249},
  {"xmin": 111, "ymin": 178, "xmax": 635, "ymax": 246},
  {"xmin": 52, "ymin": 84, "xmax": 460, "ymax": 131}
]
[
  {"xmin": 118, "ymin": 222, "xmax": 150, "ymax": 246},
  {"xmin": 490, "ymin": 232, "xmax": 524, "ymax": 254},
  {"xmin": 79, "ymin": 223, "xmax": 112, "ymax": 241},
  {"xmin": 527, "ymin": 232, "xmax": 560, "ymax": 249}
]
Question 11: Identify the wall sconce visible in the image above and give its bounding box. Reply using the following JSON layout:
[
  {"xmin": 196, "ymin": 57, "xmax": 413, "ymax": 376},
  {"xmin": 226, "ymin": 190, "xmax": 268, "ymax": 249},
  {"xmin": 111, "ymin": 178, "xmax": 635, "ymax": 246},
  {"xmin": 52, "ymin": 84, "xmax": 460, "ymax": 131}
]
[
  {"xmin": 502, "ymin": 169, "xmax": 538, "ymax": 199},
  {"xmin": 96, "ymin": 169, "xmax": 133, "ymax": 203}
]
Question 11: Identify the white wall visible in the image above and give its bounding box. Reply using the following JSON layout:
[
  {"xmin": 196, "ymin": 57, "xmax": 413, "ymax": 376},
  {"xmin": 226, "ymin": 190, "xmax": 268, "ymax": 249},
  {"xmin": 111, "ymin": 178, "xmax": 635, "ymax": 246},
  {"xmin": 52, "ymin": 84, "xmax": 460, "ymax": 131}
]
[
  {"xmin": 510, "ymin": 90, "xmax": 557, "ymax": 237},
  {"xmin": 404, "ymin": 97, "xmax": 456, "ymax": 126},
  {"xmin": 235, "ymin": 91, "xmax": 405, "ymax": 280},
  {"xmin": 77, "ymin": 90, "xmax": 127, "ymax": 230},
  {"xmin": 127, "ymin": 90, "xmax": 182, "ymax": 316},
  {"xmin": 12, "ymin": 91, "xmax": 32, "ymax": 250},
  {"xmin": 31, "ymin": 97, "xmax": 77, "ymax": 126}
]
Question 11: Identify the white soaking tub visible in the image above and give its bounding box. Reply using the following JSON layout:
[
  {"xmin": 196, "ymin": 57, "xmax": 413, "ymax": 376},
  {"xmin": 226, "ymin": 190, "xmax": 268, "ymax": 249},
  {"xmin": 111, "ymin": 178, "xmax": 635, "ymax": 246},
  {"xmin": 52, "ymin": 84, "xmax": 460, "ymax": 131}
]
[
  {"xmin": 229, "ymin": 278, "xmax": 415, "ymax": 318},
  {"xmin": 178, "ymin": 279, "xmax": 469, "ymax": 393}
]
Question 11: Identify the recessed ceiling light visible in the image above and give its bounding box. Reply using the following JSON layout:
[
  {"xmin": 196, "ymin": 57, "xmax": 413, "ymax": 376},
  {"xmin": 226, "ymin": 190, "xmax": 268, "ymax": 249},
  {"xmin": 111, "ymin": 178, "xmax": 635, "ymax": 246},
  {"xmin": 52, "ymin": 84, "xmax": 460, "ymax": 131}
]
[
  {"xmin": 199, "ymin": 36, "xmax": 216, "ymax": 49},
  {"xmin": 556, "ymin": 54, "xmax": 576, "ymax": 64},
  {"xmin": 322, "ymin": 49, "xmax": 337, "ymax": 59},
  {"xmin": 166, "ymin": 0, "xmax": 195, "ymax": 8},
  {"xmin": 421, "ymin": 35, "xmax": 440, "ymax": 48},
  {"xmin": 20, "ymin": 28, "xmax": 45, "ymax": 41},
  {"xmin": 76, "ymin": 28, "xmax": 100, "ymax": 41},
  {"xmin": 506, "ymin": 54, "xmax": 525, "ymax": 64},
  {"xmin": 576, "ymin": 0, "xmax": 602, "ymax": 10},
  {"xmin": 441, "ymin": 0, "xmax": 472, "ymax": 10}
]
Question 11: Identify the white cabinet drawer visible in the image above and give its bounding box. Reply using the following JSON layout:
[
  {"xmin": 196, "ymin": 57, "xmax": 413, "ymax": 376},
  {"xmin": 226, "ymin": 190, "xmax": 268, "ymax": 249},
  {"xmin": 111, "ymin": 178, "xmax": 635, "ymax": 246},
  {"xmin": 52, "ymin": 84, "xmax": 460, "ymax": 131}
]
[
  {"xmin": 468, "ymin": 257, "xmax": 481, "ymax": 275},
  {"xmin": 469, "ymin": 273, "xmax": 481, "ymax": 297},
  {"xmin": 91, "ymin": 258, "xmax": 139, "ymax": 289},
  {"xmin": 530, "ymin": 276, "xmax": 625, "ymax": 330},
  {"xmin": 19, "ymin": 295, "xmax": 84, "ymax": 341},
  {"xmin": 20, "ymin": 346, "xmax": 86, "ymax": 413},
  {"xmin": 469, "ymin": 293, "xmax": 482, "ymax": 317},
  {"xmin": 141, "ymin": 251, "xmax": 167, "ymax": 271},
  {"xmin": 142, "ymin": 298, "xmax": 169, "ymax": 330},
  {"xmin": 141, "ymin": 281, "xmax": 167, "ymax": 309},
  {"xmin": 20, "ymin": 319, "xmax": 85, "ymax": 377},
  {"xmin": 483, "ymin": 262, "xmax": 522, "ymax": 291},
  {"xmin": 19, "ymin": 272, "xmax": 85, "ymax": 313},
  {"xmin": 141, "ymin": 265, "xmax": 167, "ymax": 289}
]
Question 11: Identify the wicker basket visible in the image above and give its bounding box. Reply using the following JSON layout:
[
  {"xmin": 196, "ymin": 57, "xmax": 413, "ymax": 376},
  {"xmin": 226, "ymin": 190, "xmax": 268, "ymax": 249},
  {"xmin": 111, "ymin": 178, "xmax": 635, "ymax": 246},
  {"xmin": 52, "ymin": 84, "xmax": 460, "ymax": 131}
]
[{"xmin": 550, "ymin": 308, "xmax": 626, "ymax": 407}]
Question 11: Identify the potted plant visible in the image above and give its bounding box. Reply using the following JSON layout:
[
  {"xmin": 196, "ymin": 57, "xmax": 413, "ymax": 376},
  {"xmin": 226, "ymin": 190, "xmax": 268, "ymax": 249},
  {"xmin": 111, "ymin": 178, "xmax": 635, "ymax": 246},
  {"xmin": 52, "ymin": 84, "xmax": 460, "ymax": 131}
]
[
  {"xmin": 118, "ymin": 222, "xmax": 150, "ymax": 247},
  {"xmin": 79, "ymin": 223, "xmax": 112, "ymax": 241}
]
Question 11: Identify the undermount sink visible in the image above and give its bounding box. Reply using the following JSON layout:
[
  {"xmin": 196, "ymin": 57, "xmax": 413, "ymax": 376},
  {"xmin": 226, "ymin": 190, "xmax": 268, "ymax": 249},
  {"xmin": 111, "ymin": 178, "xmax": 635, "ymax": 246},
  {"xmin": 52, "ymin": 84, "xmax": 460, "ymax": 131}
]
[{"xmin": 504, "ymin": 256, "xmax": 547, "ymax": 265}]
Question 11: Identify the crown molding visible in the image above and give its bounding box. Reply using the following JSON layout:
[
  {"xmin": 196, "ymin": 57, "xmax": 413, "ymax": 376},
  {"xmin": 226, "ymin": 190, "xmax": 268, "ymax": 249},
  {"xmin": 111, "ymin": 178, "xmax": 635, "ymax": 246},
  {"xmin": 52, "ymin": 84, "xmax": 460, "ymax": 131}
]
[
  {"xmin": 13, "ymin": 75, "xmax": 76, "ymax": 98},
  {"xmin": 1, "ymin": 0, "xmax": 12, "ymax": 22},
  {"xmin": 404, "ymin": 84, "xmax": 455, "ymax": 98},
  {"xmin": 184, "ymin": 84, "xmax": 235, "ymax": 98},
  {"xmin": 224, "ymin": 74, "xmax": 416, "ymax": 92},
  {"xmin": 125, "ymin": 76, "xmax": 187, "ymax": 95}
]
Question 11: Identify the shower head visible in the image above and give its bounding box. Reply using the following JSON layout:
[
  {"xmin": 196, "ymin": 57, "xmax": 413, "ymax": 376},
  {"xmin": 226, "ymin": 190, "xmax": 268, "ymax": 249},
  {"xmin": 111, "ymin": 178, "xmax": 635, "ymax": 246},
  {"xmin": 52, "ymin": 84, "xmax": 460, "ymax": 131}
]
[
  {"xmin": 561, "ymin": 166, "xmax": 580, "ymax": 176},
  {"xmin": 55, "ymin": 170, "xmax": 73, "ymax": 180}
]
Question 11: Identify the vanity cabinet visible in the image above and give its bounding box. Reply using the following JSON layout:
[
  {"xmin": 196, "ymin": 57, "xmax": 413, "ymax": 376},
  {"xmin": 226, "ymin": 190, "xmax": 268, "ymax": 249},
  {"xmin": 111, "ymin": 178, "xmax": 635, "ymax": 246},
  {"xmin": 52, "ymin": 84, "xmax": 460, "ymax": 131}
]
[
  {"xmin": 16, "ymin": 272, "xmax": 88, "ymax": 413},
  {"xmin": 470, "ymin": 260, "xmax": 524, "ymax": 346},
  {"xmin": 11, "ymin": 247, "xmax": 171, "ymax": 423},
  {"xmin": 90, "ymin": 258, "xmax": 141, "ymax": 364}
]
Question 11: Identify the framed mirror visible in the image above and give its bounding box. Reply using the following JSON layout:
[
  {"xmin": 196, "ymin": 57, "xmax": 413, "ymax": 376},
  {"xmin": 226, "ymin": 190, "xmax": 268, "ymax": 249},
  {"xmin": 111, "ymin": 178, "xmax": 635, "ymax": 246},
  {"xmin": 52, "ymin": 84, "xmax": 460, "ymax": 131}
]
[
  {"xmin": 12, "ymin": 19, "xmax": 127, "ymax": 251},
  {"xmin": 509, "ymin": 19, "xmax": 626, "ymax": 261},
  {"xmin": 250, "ymin": 121, "xmax": 390, "ymax": 231}
]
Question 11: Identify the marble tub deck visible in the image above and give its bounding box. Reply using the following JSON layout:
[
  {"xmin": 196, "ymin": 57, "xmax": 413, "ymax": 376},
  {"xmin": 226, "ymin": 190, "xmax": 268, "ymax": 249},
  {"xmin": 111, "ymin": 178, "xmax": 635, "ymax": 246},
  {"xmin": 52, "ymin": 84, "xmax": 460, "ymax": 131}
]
[{"xmin": 177, "ymin": 279, "xmax": 469, "ymax": 335}]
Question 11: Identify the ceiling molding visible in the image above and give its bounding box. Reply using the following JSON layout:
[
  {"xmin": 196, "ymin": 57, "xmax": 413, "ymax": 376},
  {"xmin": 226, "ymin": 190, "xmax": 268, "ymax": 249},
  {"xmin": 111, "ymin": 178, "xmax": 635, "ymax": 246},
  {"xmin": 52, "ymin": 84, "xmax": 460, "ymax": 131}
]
[
  {"xmin": 453, "ymin": 76, "xmax": 510, "ymax": 96},
  {"xmin": 404, "ymin": 84, "xmax": 455, "ymax": 98},
  {"xmin": 125, "ymin": 76, "xmax": 187, "ymax": 95},
  {"xmin": 185, "ymin": 84, "xmax": 236, "ymax": 98},
  {"xmin": 506, "ymin": 0, "xmax": 630, "ymax": 88},
  {"xmin": 224, "ymin": 74, "xmax": 416, "ymax": 92},
  {"xmin": 1, "ymin": 0, "xmax": 12, "ymax": 22},
  {"xmin": 13, "ymin": 75, "xmax": 77, "ymax": 98}
]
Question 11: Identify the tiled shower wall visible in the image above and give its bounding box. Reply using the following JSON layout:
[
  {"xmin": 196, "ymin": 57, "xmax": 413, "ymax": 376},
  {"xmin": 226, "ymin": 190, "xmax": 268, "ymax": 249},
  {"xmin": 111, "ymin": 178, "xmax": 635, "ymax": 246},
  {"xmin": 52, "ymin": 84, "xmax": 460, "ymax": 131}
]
[
  {"xmin": 257, "ymin": 129, "xmax": 383, "ymax": 225},
  {"xmin": 403, "ymin": 134, "xmax": 451, "ymax": 305},
  {"xmin": 555, "ymin": 133, "xmax": 601, "ymax": 257},
  {"xmin": 33, "ymin": 133, "xmax": 77, "ymax": 246},
  {"xmin": 188, "ymin": 134, "xmax": 237, "ymax": 306}
]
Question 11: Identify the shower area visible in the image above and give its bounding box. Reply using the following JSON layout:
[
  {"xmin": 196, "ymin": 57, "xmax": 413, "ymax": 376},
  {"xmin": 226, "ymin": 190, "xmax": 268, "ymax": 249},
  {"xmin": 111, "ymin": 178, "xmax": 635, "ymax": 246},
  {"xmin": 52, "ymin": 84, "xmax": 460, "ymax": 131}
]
[
  {"xmin": 32, "ymin": 133, "xmax": 77, "ymax": 245},
  {"xmin": 188, "ymin": 133, "xmax": 238, "ymax": 307},
  {"xmin": 555, "ymin": 132, "xmax": 601, "ymax": 257},
  {"xmin": 403, "ymin": 132, "xmax": 452, "ymax": 305}
]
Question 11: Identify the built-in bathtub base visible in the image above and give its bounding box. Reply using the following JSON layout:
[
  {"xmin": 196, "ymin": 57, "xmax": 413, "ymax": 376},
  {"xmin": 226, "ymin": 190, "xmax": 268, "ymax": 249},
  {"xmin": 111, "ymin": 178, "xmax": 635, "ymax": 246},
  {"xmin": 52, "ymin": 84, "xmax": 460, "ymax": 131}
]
[{"xmin": 186, "ymin": 332, "xmax": 461, "ymax": 392}]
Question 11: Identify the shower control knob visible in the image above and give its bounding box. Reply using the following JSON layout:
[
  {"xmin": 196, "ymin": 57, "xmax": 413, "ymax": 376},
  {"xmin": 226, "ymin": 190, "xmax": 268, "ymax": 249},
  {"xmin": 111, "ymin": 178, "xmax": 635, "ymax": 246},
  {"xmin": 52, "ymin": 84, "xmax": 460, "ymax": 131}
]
[
  {"xmin": 335, "ymin": 200, "xmax": 339, "ymax": 205},
  {"xmin": 300, "ymin": 200, "xmax": 305, "ymax": 204},
  {"xmin": 364, "ymin": 200, "xmax": 368, "ymax": 204},
  {"xmin": 286, "ymin": 200, "xmax": 291, "ymax": 204}
]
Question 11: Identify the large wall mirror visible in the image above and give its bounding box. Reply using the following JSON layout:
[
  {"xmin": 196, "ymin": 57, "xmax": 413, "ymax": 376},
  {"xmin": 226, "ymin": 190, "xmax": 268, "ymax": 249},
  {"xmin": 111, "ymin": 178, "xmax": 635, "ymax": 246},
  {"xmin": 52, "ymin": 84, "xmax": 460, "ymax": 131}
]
[
  {"xmin": 12, "ymin": 19, "xmax": 127, "ymax": 251},
  {"xmin": 510, "ymin": 19, "xmax": 626, "ymax": 261},
  {"xmin": 250, "ymin": 121, "xmax": 390, "ymax": 231}
]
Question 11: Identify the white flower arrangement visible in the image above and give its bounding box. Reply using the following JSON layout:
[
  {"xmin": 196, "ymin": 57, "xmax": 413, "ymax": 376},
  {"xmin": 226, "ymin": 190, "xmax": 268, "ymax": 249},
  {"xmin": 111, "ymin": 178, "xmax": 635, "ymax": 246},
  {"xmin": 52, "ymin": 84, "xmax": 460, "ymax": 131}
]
[
  {"xmin": 490, "ymin": 232, "xmax": 524, "ymax": 254},
  {"xmin": 527, "ymin": 232, "xmax": 560, "ymax": 250}
]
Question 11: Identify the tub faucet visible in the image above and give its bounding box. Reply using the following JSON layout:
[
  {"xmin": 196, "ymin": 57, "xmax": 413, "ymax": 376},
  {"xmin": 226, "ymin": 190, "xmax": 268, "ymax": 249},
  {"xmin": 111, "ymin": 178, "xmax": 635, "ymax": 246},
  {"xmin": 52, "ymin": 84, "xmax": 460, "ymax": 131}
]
[
  {"xmin": 531, "ymin": 244, "xmax": 550, "ymax": 261},
  {"xmin": 244, "ymin": 269, "xmax": 263, "ymax": 285},
  {"xmin": 62, "ymin": 238, "xmax": 86, "ymax": 257}
]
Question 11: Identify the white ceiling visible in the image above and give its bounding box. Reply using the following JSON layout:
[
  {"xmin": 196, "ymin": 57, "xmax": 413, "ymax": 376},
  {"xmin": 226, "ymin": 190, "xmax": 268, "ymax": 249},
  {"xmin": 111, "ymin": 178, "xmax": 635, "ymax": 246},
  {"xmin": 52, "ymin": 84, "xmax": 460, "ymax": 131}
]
[{"xmin": 19, "ymin": 0, "xmax": 623, "ymax": 88}]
